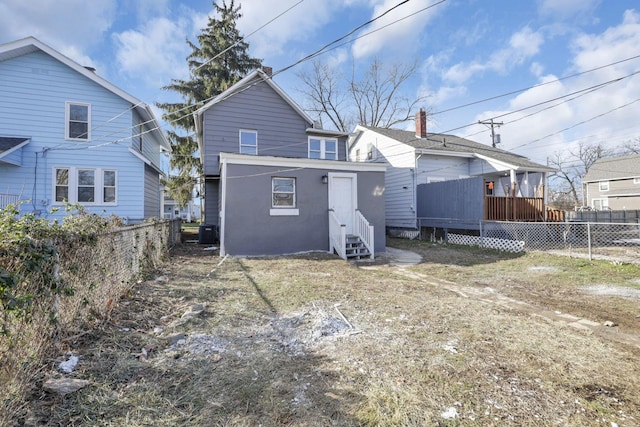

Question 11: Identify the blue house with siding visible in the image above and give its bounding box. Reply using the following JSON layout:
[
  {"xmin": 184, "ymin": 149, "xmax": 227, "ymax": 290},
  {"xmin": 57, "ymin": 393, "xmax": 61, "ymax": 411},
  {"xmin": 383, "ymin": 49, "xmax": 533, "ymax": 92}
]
[
  {"xmin": 194, "ymin": 68, "xmax": 386, "ymax": 259},
  {"xmin": 0, "ymin": 37, "xmax": 170, "ymax": 222}
]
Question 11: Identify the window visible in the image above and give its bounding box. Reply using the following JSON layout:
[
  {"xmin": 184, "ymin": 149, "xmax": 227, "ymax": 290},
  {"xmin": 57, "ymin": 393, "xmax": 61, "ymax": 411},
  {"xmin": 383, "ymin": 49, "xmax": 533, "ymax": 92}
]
[
  {"xmin": 66, "ymin": 102, "xmax": 90, "ymax": 140},
  {"xmin": 103, "ymin": 170, "xmax": 116, "ymax": 203},
  {"xmin": 52, "ymin": 167, "xmax": 117, "ymax": 205},
  {"xmin": 309, "ymin": 137, "xmax": 337, "ymax": 160},
  {"xmin": 55, "ymin": 168, "xmax": 69, "ymax": 202},
  {"xmin": 599, "ymin": 181, "xmax": 609, "ymax": 191},
  {"xmin": 593, "ymin": 198, "xmax": 609, "ymax": 210},
  {"xmin": 355, "ymin": 149, "xmax": 361, "ymax": 162},
  {"xmin": 240, "ymin": 130, "xmax": 257, "ymax": 155},
  {"xmin": 272, "ymin": 177, "xmax": 295, "ymax": 208},
  {"xmin": 77, "ymin": 169, "xmax": 95, "ymax": 202},
  {"xmin": 137, "ymin": 122, "xmax": 144, "ymax": 152},
  {"xmin": 485, "ymin": 181, "xmax": 494, "ymax": 196},
  {"xmin": 634, "ymin": 177, "xmax": 640, "ymax": 184}
]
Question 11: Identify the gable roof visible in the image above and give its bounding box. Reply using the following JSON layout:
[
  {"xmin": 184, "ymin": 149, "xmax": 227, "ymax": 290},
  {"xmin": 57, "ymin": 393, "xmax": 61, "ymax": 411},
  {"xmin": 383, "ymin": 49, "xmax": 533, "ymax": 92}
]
[
  {"xmin": 583, "ymin": 153, "xmax": 640, "ymax": 182},
  {"xmin": 356, "ymin": 125, "xmax": 554, "ymax": 172},
  {"xmin": 0, "ymin": 37, "xmax": 170, "ymax": 151},
  {"xmin": 194, "ymin": 69, "xmax": 314, "ymax": 124}
]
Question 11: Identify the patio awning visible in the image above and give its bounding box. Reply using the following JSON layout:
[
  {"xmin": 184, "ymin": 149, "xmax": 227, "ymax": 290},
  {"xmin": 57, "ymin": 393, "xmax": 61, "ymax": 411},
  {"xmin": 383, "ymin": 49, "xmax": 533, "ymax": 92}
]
[{"xmin": 0, "ymin": 137, "xmax": 30, "ymax": 166}]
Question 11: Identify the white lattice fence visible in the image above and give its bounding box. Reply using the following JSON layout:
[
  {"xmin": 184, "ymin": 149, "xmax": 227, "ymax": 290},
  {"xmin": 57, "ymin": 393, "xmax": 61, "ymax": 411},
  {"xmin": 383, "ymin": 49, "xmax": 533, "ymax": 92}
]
[{"xmin": 449, "ymin": 233, "xmax": 525, "ymax": 253}]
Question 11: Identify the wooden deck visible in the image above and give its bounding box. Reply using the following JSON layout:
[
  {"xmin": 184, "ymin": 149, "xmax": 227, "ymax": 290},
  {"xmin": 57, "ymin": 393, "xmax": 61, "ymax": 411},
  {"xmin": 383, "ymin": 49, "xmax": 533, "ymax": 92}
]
[{"xmin": 484, "ymin": 196, "xmax": 545, "ymax": 221}]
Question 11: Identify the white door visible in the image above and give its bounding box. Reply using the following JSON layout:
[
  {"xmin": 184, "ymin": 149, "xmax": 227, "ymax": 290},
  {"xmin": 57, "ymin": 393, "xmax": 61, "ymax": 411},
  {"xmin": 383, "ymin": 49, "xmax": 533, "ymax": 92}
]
[{"xmin": 329, "ymin": 173, "xmax": 357, "ymax": 234}]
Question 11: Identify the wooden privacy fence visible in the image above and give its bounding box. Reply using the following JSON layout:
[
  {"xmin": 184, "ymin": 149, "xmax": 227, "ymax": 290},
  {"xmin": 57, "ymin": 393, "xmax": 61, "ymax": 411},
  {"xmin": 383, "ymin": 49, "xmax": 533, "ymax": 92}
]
[{"xmin": 484, "ymin": 196, "xmax": 544, "ymax": 221}]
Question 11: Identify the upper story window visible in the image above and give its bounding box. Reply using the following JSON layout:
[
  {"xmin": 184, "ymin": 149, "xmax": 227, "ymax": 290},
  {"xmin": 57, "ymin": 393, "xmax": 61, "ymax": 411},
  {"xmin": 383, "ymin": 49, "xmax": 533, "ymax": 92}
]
[
  {"xmin": 66, "ymin": 102, "xmax": 91, "ymax": 140},
  {"xmin": 240, "ymin": 130, "xmax": 257, "ymax": 155},
  {"xmin": 634, "ymin": 177, "xmax": 640, "ymax": 184},
  {"xmin": 309, "ymin": 137, "xmax": 337, "ymax": 160},
  {"xmin": 599, "ymin": 181, "xmax": 609, "ymax": 191},
  {"xmin": 53, "ymin": 167, "xmax": 116, "ymax": 205}
]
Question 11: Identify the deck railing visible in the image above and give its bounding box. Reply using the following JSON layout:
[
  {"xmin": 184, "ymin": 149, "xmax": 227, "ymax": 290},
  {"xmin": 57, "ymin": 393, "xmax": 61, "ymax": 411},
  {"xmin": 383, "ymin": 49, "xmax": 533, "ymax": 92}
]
[
  {"xmin": 328, "ymin": 209, "xmax": 346, "ymax": 260},
  {"xmin": 355, "ymin": 209, "xmax": 375, "ymax": 259},
  {"xmin": 484, "ymin": 196, "xmax": 544, "ymax": 221},
  {"xmin": 0, "ymin": 193, "xmax": 20, "ymax": 210}
]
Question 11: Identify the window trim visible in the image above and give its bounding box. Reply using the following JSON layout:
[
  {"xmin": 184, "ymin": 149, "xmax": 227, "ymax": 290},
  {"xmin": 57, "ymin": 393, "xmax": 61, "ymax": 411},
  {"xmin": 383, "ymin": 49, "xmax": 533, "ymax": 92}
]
[
  {"xmin": 65, "ymin": 102, "xmax": 91, "ymax": 141},
  {"xmin": 270, "ymin": 177, "xmax": 298, "ymax": 216},
  {"xmin": 592, "ymin": 198, "xmax": 609, "ymax": 210},
  {"xmin": 239, "ymin": 129, "xmax": 258, "ymax": 155},
  {"xmin": 52, "ymin": 166, "xmax": 117, "ymax": 205},
  {"xmin": 308, "ymin": 137, "xmax": 338, "ymax": 160},
  {"xmin": 599, "ymin": 180, "xmax": 609, "ymax": 191}
]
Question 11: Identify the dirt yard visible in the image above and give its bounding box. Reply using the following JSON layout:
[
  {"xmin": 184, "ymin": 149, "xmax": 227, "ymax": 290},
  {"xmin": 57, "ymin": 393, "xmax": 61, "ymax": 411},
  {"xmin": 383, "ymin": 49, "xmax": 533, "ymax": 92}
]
[{"xmin": 20, "ymin": 236, "xmax": 640, "ymax": 426}]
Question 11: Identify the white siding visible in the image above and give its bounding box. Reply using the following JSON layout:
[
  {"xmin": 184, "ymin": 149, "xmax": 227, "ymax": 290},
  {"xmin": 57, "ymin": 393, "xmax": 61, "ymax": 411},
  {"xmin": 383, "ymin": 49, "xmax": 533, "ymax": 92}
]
[
  {"xmin": 351, "ymin": 126, "xmax": 416, "ymax": 228},
  {"xmin": 416, "ymin": 155, "xmax": 470, "ymax": 184}
]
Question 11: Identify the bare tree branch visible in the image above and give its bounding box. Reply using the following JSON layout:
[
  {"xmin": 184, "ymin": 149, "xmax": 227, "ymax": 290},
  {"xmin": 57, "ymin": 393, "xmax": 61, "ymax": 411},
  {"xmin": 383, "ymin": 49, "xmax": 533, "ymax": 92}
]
[{"xmin": 297, "ymin": 58, "xmax": 431, "ymax": 131}]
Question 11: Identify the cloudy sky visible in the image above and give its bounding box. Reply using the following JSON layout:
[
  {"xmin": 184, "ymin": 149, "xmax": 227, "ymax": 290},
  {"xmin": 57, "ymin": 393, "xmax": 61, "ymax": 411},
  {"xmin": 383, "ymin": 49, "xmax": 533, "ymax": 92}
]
[{"xmin": 1, "ymin": 0, "xmax": 639, "ymax": 165}]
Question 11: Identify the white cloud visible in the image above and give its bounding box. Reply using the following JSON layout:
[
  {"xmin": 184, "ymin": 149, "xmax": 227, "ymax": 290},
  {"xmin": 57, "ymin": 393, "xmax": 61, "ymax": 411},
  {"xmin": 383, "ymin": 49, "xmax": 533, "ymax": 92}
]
[
  {"xmin": 351, "ymin": 0, "xmax": 446, "ymax": 59},
  {"xmin": 112, "ymin": 16, "xmax": 192, "ymax": 87},
  {"xmin": 0, "ymin": 0, "xmax": 117, "ymax": 47},
  {"xmin": 538, "ymin": 0, "xmax": 601, "ymax": 20},
  {"xmin": 233, "ymin": 0, "xmax": 340, "ymax": 61},
  {"xmin": 443, "ymin": 26, "xmax": 544, "ymax": 84},
  {"xmin": 475, "ymin": 9, "xmax": 640, "ymax": 163}
]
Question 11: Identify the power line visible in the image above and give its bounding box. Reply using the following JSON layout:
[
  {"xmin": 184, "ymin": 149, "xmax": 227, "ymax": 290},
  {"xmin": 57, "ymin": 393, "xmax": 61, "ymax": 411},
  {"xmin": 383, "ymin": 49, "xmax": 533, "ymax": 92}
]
[{"xmin": 432, "ymin": 53, "xmax": 640, "ymax": 116}]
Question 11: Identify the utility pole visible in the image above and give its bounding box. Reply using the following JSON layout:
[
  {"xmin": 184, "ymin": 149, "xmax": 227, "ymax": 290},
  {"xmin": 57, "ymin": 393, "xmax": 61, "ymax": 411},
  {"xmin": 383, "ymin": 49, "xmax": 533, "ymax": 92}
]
[{"xmin": 478, "ymin": 119, "xmax": 504, "ymax": 147}]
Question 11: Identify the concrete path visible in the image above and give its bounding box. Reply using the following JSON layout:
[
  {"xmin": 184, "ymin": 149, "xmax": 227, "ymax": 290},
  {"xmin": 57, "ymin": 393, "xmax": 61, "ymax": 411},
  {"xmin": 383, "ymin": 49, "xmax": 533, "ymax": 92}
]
[{"xmin": 383, "ymin": 246, "xmax": 422, "ymax": 267}]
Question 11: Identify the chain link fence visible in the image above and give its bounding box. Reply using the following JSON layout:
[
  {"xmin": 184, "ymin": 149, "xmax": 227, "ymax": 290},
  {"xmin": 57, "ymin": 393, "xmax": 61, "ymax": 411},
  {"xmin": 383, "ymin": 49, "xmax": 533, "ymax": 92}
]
[
  {"xmin": 415, "ymin": 217, "xmax": 640, "ymax": 263},
  {"xmin": 1, "ymin": 218, "xmax": 181, "ymax": 421},
  {"xmin": 480, "ymin": 221, "xmax": 640, "ymax": 263}
]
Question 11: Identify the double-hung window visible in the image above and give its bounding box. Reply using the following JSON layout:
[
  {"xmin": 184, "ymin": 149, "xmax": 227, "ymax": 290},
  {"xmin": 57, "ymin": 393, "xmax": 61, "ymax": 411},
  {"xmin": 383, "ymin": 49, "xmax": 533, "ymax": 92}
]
[
  {"xmin": 77, "ymin": 169, "xmax": 95, "ymax": 202},
  {"xmin": 309, "ymin": 137, "xmax": 337, "ymax": 160},
  {"xmin": 53, "ymin": 167, "xmax": 117, "ymax": 205},
  {"xmin": 272, "ymin": 177, "xmax": 295, "ymax": 208},
  {"xmin": 599, "ymin": 181, "xmax": 609, "ymax": 191},
  {"xmin": 240, "ymin": 130, "xmax": 257, "ymax": 155},
  {"xmin": 55, "ymin": 168, "xmax": 70, "ymax": 202},
  {"xmin": 66, "ymin": 102, "xmax": 91, "ymax": 140}
]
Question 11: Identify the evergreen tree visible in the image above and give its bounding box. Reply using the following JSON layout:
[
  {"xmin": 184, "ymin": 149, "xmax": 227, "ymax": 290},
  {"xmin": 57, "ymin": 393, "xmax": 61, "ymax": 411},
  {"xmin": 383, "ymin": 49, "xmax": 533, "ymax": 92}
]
[{"xmin": 157, "ymin": 0, "xmax": 261, "ymax": 208}]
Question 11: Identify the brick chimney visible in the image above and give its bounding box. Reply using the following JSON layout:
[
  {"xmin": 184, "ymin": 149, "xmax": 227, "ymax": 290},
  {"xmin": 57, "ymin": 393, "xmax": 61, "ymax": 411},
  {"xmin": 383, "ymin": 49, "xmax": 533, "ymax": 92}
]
[{"xmin": 415, "ymin": 108, "xmax": 427, "ymax": 138}]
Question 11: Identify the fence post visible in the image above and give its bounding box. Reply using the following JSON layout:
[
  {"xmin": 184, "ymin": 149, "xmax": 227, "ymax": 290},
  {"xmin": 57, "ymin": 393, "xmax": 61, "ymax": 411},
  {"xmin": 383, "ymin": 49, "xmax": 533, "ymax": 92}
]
[
  {"xmin": 479, "ymin": 220, "xmax": 484, "ymax": 247},
  {"xmin": 587, "ymin": 222, "xmax": 592, "ymax": 261}
]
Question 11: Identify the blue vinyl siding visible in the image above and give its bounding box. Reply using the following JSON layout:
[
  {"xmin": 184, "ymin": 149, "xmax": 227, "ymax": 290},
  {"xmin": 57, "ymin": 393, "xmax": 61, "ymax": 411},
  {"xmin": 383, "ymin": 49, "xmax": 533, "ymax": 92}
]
[{"xmin": 0, "ymin": 46, "xmax": 163, "ymax": 221}]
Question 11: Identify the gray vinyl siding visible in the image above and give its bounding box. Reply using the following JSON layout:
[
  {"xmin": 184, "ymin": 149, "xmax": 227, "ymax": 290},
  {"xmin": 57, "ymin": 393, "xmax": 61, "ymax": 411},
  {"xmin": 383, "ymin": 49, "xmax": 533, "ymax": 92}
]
[
  {"xmin": 417, "ymin": 177, "xmax": 484, "ymax": 221},
  {"xmin": 585, "ymin": 178, "xmax": 640, "ymax": 210},
  {"xmin": 143, "ymin": 164, "xmax": 160, "ymax": 220},
  {"xmin": 202, "ymin": 78, "xmax": 346, "ymax": 176},
  {"xmin": 222, "ymin": 163, "xmax": 385, "ymax": 256},
  {"xmin": 204, "ymin": 178, "xmax": 219, "ymax": 226}
]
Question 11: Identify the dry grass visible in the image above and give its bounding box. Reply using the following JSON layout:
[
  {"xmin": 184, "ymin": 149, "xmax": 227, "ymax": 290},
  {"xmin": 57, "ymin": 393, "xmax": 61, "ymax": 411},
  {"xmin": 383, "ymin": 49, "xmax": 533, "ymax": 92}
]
[{"xmin": 16, "ymin": 236, "xmax": 640, "ymax": 426}]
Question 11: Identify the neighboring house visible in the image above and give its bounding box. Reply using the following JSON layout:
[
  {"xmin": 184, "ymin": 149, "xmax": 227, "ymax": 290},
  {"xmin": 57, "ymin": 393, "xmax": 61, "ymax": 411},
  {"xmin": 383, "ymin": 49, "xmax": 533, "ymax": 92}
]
[
  {"xmin": 194, "ymin": 68, "xmax": 386, "ymax": 258},
  {"xmin": 349, "ymin": 110, "xmax": 555, "ymax": 230},
  {"xmin": 582, "ymin": 154, "xmax": 640, "ymax": 210},
  {"xmin": 0, "ymin": 37, "xmax": 170, "ymax": 221},
  {"xmin": 162, "ymin": 191, "xmax": 201, "ymax": 222}
]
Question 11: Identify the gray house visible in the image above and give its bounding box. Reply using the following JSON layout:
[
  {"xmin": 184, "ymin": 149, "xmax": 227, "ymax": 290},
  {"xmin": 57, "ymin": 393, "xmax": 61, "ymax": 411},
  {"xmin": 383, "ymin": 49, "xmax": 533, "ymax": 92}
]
[
  {"xmin": 194, "ymin": 69, "xmax": 386, "ymax": 258},
  {"xmin": 582, "ymin": 154, "xmax": 640, "ymax": 210}
]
